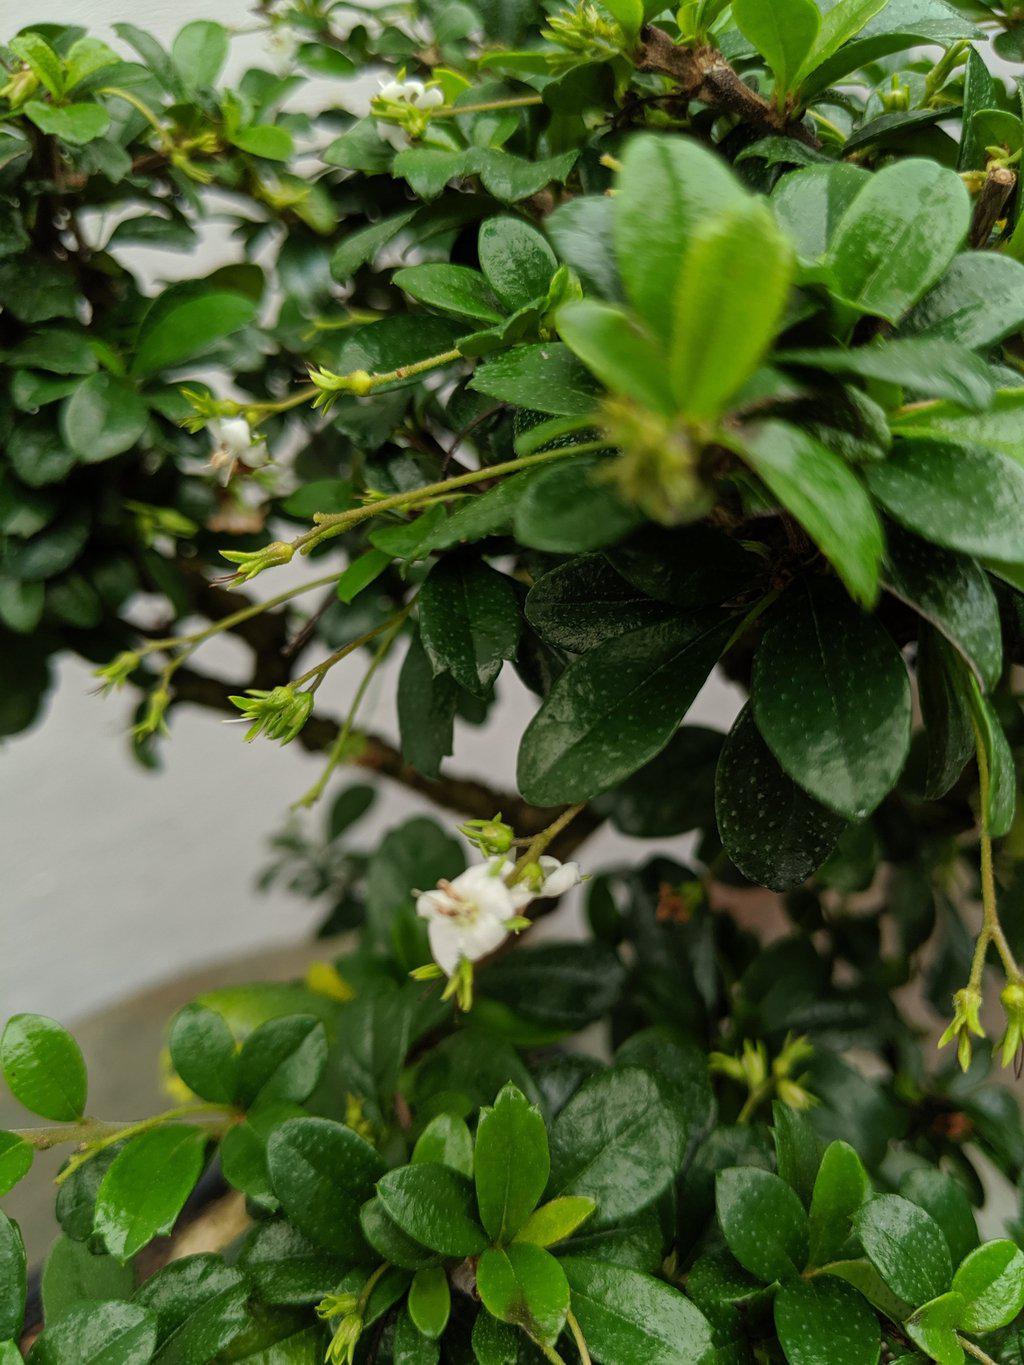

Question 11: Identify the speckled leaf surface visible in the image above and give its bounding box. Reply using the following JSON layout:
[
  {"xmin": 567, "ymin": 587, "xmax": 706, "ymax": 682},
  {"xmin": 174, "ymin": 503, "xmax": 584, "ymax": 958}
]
[
  {"xmin": 774, "ymin": 1276, "xmax": 881, "ymax": 1365},
  {"xmin": 882, "ymin": 527, "xmax": 1001, "ymax": 688},
  {"xmin": 854, "ymin": 1195, "xmax": 952, "ymax": 1308},
  {"xmin": 470, "ymin": 343, "xmax": 599, "ymax": 416},
  {"xmin": 517, "ymin": 610, "xmax": 735, "ymax": 806},
  {"xmin": 525, "ymin": 553, "xmax": 675, "ymax": 653},
  {"xmin": 716, "ymin": 1167, "xmax": 809, "ymax": 1283},
  {"xmin": 132, "ymin": 1254, "xmax": 250, "ymax": 1365},
  {"xmin": 94, "ymin": 1126, "xmax": 207, "ymax": 1261},
  {"xmin": 376, "ymin": 1164, "xmax": 487, "ymax": 1258},
  {"xmin": 266, "ymin": 1117, "xmax": 385, "ymax": 1256},
  {"xmin": 560, "ymin": 1258, "xmax": 713, "ymax": 1365},
  {"xmin": 475, "ymin": 1085, "xmax": 550, "ymax": 1244},
  {"xmin": 26, "ymin": 1301, "xmax": 157, "ymax": 1365},
  {"xmin": 808, "ymin": 1141, "xmax": 871, "ymax": 1268},
  {"xmin": 418, "ymin": 556, "xmax": 520, "ymax": 696},
  {"xmin": 716, "ymin": 704, "xmax": 846, "ymax": 891},
  {"xmin": 752, "ymin": 584, "xmax": 911, "ymax": 819}
]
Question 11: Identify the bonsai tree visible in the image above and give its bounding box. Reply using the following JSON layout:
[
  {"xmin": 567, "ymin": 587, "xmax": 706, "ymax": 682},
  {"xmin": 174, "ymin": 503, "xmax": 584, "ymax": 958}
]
[{"xmin": 6, "ymin": 0, "xmax": 1024, "ymax": 1359}]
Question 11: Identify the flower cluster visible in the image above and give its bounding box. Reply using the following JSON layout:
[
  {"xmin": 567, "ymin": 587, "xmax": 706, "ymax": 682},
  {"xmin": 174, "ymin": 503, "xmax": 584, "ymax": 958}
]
[
  {"xmin": 208, "ymin": 417, "xmax": 268, "ymax": 486},
  {"xmin": 371, "ymin": 74, "xmax": 444, "ymax": 147},
  {"xmin": 227, "ymin": 685, "xmax": 314, "ymax": 745}
]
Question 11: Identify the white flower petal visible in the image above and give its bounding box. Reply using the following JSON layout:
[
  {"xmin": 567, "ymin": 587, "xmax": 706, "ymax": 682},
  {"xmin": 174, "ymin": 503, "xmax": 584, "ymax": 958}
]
[
  {"xmin": 416, "ymin": 888, "xmax": 452, "ymax": 921},
  {"xmin": 459, "ymin": 914, "xmax": 510, "ymax": 963},
  {"xmin": 418, "ymin": 86, "xmax": 445, "ymax": 108},
  {"xmin": 427, "ymin": 918, "xmax": 463, "ymax": 975},
  {"xmin": 537, "ymin": 856, "xmax": 582, "ymax": 897}
]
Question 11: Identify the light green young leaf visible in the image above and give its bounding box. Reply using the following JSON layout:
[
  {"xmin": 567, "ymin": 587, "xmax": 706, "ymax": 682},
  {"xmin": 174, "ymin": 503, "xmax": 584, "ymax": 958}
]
[
  {"xmin": 952, "ymin": 1240, "xmax": 1024, "ymax": 1332},
  {"xmin": 475, "ymin": 1084, "xmax": 550, "ymax": 1244},
  {"xmin": 794, "ymin": 0, "xmax": 892, "ymax": 85},
  {"xmin": 669, "ymin": 202, "xmax": 794, "ymax": 420},
  {"xmin": 556, "ymin": 299, "xmax": 676, "ymax": 415},
  {"xmin": 732, "ymin": 0, "xmax": 820, "ymax": 97},
  {"xmin": 477, "ymin": 1244, "xmax": 569, "ymax": 1346},
  {"xmin": 94, "ymin": 1125, "xmax": 208, "ymax": 1261}
]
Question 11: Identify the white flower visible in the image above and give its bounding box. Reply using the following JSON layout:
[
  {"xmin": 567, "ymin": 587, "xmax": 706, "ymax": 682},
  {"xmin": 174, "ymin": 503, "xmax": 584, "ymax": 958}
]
[
  {"xmin": 208, "ymin": 417, "xmax": 268, "ymax": 486},
  {"xmin": 536, "ymin": 856, "xmax": 583, "ymax": 897},
  {"xmin": 373, "ymin": 76, "xmax": 444, "ymax": 149},
  {"xmin": 416, "ymin": 859, "xmax": 530, "ymax": 975}
]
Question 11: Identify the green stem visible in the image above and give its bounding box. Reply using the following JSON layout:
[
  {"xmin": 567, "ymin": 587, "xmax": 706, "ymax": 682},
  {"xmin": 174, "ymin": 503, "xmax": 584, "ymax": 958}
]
[
  {"xmin": 313, "ymin": 347, "xmax": 462, "ymax": 403},
  {"xmin": 19, "ymin": 1103, "xmax": 234, "ymax": 1183},
  {"xmin": 960, "ymin": 1337, "xmax": 998, "ymax": 1365},
  {"xmin": 536, "ymin": 1341, "xmax": 567, "ymax": 1365},
  {"xmin": 968, "ymin": 716, "xmax": 1021, "ymax": 987},
  {"xmin": 566, "ymin": 1309, "xmax": 592, "ymax": 1365},
  {"xmin": 298, "ymin": 440, "xmax": 610, "ymax": 554},
  {"xmin": 737, "ymin": 1081, "xmax": 772, "ymax": 1125},
  {"xmin": 508, "ymin": 804, "xmax": 587, "ymax": 884},
  {"xmin": 294, "ymin": 606, "xmax": 411, "ymax": 807},
  {"xmin": 292, "ymin": 610, "xmax": 408, "ymax": 691},
  {"xmin": 144, "ymin": 572, "xmax": 341, "ymax": 657},
  {"xmin": 432, "ymin": 95, "xmax": 543, "ymax": 116},
  {"xmin": 97, "ymin": 86, "xmax": 168, "ymax": 141}
]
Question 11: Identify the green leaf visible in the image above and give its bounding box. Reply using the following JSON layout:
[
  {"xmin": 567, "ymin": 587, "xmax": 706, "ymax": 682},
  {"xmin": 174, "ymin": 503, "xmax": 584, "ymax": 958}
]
[
  {"xmin": 525, "ymin": 553, "xmax": 675, "ymax": 653},
  {"xmin": 266, "ymin": 1116, "xmax": 385, "ymax": 1255},
  {"xmin": 614, "ymin": 133, "xmax": 745, "ymax": 346},
  {"xmin": 854, "ymin": 1194, "xmax": 952, "ymax": 1307},
  {"xmin": 94, "ymin": 1125, "xmax": 208, "ymax": 1261},
  {"xmin": 0, "ymin": 1133, "xmax": 32, "ymax": 1196},
  {"xmin": 132, "ymin": 1253, "xmax": 250, "ymax": 1363},
  {"xmin": 778, "ymin": 339, "xmax": 996, "ymax": 412},
  {"xmin": 0, "ymin": 1213, "xmax": 25, "ymax": 1342},
  {"xmin": 775, "ymin": 1276, "xmax": 881, "ymax": 1365},
  {"xmin": 918, "ymin": 627, "xmax": 975, "ymax": 800},
  {"xmin": 905, "ymin": 1291, "xmax": 965, "ymax": 1365},
  {"xmin": 772, "ymin": 1103, "xmax": 823, "ymax": 1209},
  {"xmin": 512, "ymin": 456, "xmax": 639, "ymax": 554},
  {"xmin": 771, "ymin": 163, "xmax": 871, "ymax": 266},
  {"xmin": 394, "ymin": 264, "xmax": 504, "ymax": 323},
  {"xmin": 826, "ymin": 161, "xmax": 970, "ymax": 322},
  {"xmin": 900, "ymin": 1171, "xmax": 977, "ymax": 1272},
  {"xmin": 220, "ymin": 1100, "xmax": 299, "ymax": 1206},
  {"xmin": 518, "ymin": 611, "xmax": 735, "ymax": 806},
  {"xmin": 237, "ymin": 1015, "xmax": 327, "ymax": 1108},
  {"xmin": 9, "ymin": 33, "xmax": 63, "ymax": 97},
  {"xmin": 560, "ymin": 1258, "xmax": 713, "ymax": 1364},
  {"xmin": 394, "ymin": 1306, "xmax": 440, "ymax": 1364},
  {"xmin": 230, "ymin": 124, "xmax": 293, "ymax": 160},
  {"xmin": 866, "ymin": 438, "xmax": 1024, "ymax": 565},
  {"xmin": 716, "ymin": 1167, "xmax": 809, "ymax": 1282},
  {"xmin": 547, "ymin": 1066, "xmax": 687, "ymax": 1224},
  {"xmin": 546, "ymin": 194, "xmax": 620, "ymax": 302},
  {"xmin": 376, "ymin": 1164, "xmax": 487, "ymax": 1258},
  {"xmin": 738, "ymin": 420, "xmax": 883, "ymax": 607},
  {"xmin": 239, "ymin": 1220, "xmax": 348, "ymax": 1306},
  {"xmin": 480, "ymin": 942, "xmax": 625, "ymax": 1034},
  {"xmin": 951, "ymin": 1239, "xmax": 1024, "ymax": 1332},
  {"xmin": 556, "ymin": 300, "xmax": 676, "ymax": 415},
  {"xmin": 23, "ymin": 102, "xmax": 109, "ymax": 146},
  {"xmin": 716, "ymin": 704, "xmax": 847, "ymax": 891},
  {"xmin": 751, "ymin": 583, "xmax": 912, "ymax": 819},
  {"xmin": 808, "ymin": 1142, "xmax": 871, "ymax": 1268},
  {"xmin": 733, "ymin": 0, "xmax": 819, "ymax": 95},
  {"xmin": 27, "ymin": 1301, "xmax": 157, "ymax": 1365},
  {"xmin": 794, "ymin": 0, "xmax": 891, "ymax": 82},
  {"xmin": 412, "ymin": 1114, "xmax": 474, "ymax": 1178},
  {"xmin": 514, "ymin": 1197, "xmax": 596, "ymax": 1248},
  {"xmin": 470, "ymin": 343, "xmax": 600, "ymax": 416},
  {"xmin": 882, "ymin": 528, "xmax": 1001, "ymax": 689},
  {"xmin": 360, "ymin": 1197, "xmax": 439, "ymax": 1271},
  {"xmin": 167, "ymin": 1004, "xmax": 239, "ymax": 1105},
  {"xmin": 131, "ymin": 291, "xmax": 256, "ymax": 377},
  {"xmin": 477, "ymin": 1244, "xmax": 568, "ymax": 1346},
  {"xmin": 603, "ymin": 0, "xmax": 644, "ymax": 42},
  {"xmin": 891, "ymin": 389, "xmax": 1024, "ymax": 466},
  {"xmin": 171, "ymin": 20, "xmax": 228, "ymax": 88},
  {"xmin": 397, "ymin": 632, "xmax": 456, "ymax": 779},
  {"xmin": 60, "ymin": 374, "xmax": 148, "ymax": 462},
  {"xmin": 408, "ymin": 1266, "xmax": 450, "ymax": 1340},
  {"xmin": 669, "ymin": 202, "xmax": 793, "ymax": 421},
  {"xmin": 418, "ymin": 556, "xmax": 520, "ymax": 696},
  {"xmin": 0, "ymin": 1013, "xmax": 87, "ymax": 1121},
  {"xmin": 899, "ymin": 252, "xmax": 1024, "ymax": 350},
  {"xmin": 331, "ymin": 210, "xmax": 417, "ymax": 282},
  {"xmin": 475, "ymin": 1084, "xmax": 550, "ymax": 1244},
  {"xmin": 478, "ymin": 217, "xmax": 557, "ymax": 311},
  {"xmin": 41, "ymin": 1235, "xmax": 134, "ymax": 1325}
]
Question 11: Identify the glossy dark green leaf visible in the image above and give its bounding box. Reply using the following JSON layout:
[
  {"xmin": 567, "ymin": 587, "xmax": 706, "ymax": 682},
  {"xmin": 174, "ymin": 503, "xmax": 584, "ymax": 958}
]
[
  {"xmin": 826, "ymin": 160, "xmax": 970, "ymax": 321},
  {"xmin": 333, "ymin": 315, "xmax": 461, "ymax": 392},
  {"xmin": 547, "ymin": 1066, "xmax": 686, "ymax": 1224},
  {"xmin": 774, "ymin": 1276, "xmax": 880, "ymax": 1365},
  {"xmin": 772, "ymin": 1104, "xmax": 822, "ymax": 1209},
  {"xmin": 418, "ymin": 556, "xmax": 520, "ymax": 696},
  {"xmin": 899, "ymin": 252, "xmax": 1024, "ymax": 349},
  {"xmin": 220, "ymin": 1100, "xmax": 302, "ymax": 1206},
  {"xmin": 614, "ymin": 133, "xmax": 745, "ymax": 345},
  {"xmin": 716, "ymin": 1167, "xmax": 809, "ymax": 1282},
  {"xmin": 739, "ymin": 420, "xmax": 883, "ymax": 607},
  {"xmin": 0, "ymin": 1213, "xmax": 25, "ymax": 1342},
  {"xmin": 966, "ymin": 677, "xmax": 1016, "ymax": 837},
  {"xmin": 239, "ymin": 1220, "xmax": 348, "ymax": 1306},
  {"xmin": 0, "ymin": 1014, "xmax": 87, "ymax": 1121},
  {"xmin": 854, "ymin": 1195, "xmax": 952, "ymax": 1307},
  {"xmin": 518, "ymin": 611, "xmax": 735, "ymax": 806},
  {"xmin": 27, "ymin": 1301, "xmax": 156, "ymax": 1365},
  {"xmin": 560, "ymin": 1257, "xmax": 713, "ymax": 1364},
  {"xmin": 512, "ymin": 456, "xmax": 639, "ymax": 554},
  {"xmin": 597, "ymin": 726, "xmax": 723, "ymax": 838},
  {"xmin": 477, "ymin": 1244, "xmax": 568, "ymax": 1346},
  {"xmin": 716, "ymin": 704, "xmax": 847, "ymax": 891},
  {"xmin": 167, "ymin": 1004, "xmax": 239, "ymax": 1105},
  {"xmin": 359, "ymin": 1196, "xmax": 439, "ymax": 1271},
  {"xmin": 412, "ymin": 1114, "xmax": 474, "ymax": 1178},
  {"xmin": 905, "ymin": 1290, "xmax": 965, "ymax": 1363},
  {"xmin": 397, "ymin": 632, "xmax": 456, "ymax": 780},
  {"xmin": 94, "ymin": 1125, "xmax": 207, "ymax": 1261},
  {"xmin": 752, "ymin": 584, "xmax": 911, "ymax": 818},
  {"xmin": 478, "ymin": 217, "xmax": 557, "ymax": 312},
  {"xmin": 866, "ymin": 437, "xmax": 1024, "ymax": 564},
  {"xmin": 917, "ymin": 627, "xmax": 975, "ymax": 800},
  {"xmin": 475, "ymin": 1084, "xmax": 550, "ymax": 1243},
  {"xmin": 958, "ymin": 46, "xmax": 998, "ymax": 170},
  {"xmin": 41, "ymin": 1234, "xmax": 134, "ymax": 1325},
  {"xmin": 778, "ymin": 338, "xmax": 995, "ymax": 411},
  {"xmin": 480, "ymin": 942, "xmax": 625, "ymax": 1033},
  {"xmin": 266, "ymin": 1117, "xmax": 385, "ymax": 1255},
  {"xmin": 900, "ymin": 1169, "xmax": 978, "ymax": 1270},
  {"xmin": 609, "ymin": 524, "xmax": 762, "ymax": 608},
  {"xmin": 0, "ymin": 1132, "xmax": 32, "ymax": 1197},
  {"xmin": 131, "ymin": 290, "xmax": 256, "ymax": 377},
  {"xmin": 883, "ymin": 528, "xmax": 1001, "ymax": 688},
  {"xmin": 525, "ymin": 553, "xmax": 673, "ymax": 653},
  {"xmin": 376, "ymin": 1164, "xmax": 487, "ymax": 1258},
  {"xmin": 890, "ymin": 389, "xmax": 1024, "ymax": 465},
  {"xmin": 133, "ymin": 1253, "xmax": 250, "ymax": 1364},
  {"xmin": 408, "ymin": 1265, "xmax": 450, "ymax": 1340},
  {"xmin": 393, "ymin": 264, "xmax": 504, "ymax": 323},
  {"xmin": 470, "ymin": 343, "xmax": 600, "ymax": 416},
  {"xmin": 771, "ymin": 162, "xmax": 870, "ymax": 266},
  {"xmin": 394, "ymin": 1306, "xmax": 440, "ymax": 1364},
  {"xmin": 237, "ymin": 1015, "xmax": 327, "ymax": 1108}
]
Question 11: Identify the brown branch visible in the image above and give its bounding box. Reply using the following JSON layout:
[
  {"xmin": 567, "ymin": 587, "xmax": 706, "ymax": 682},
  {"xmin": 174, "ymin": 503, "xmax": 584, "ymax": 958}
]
[
  {"xmin": 170, "ymin": 663, "xmax": 600, "ymax": 846},
  {"xmin": 969, "ymin": 165, "xmax": 1016, "ymax": 248},
  {"xmin": 637, "ymin": 26, "xmax": 820, "ymax": 149}
]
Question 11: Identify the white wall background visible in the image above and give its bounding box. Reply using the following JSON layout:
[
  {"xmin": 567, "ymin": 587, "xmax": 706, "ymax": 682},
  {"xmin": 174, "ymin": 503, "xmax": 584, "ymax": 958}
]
[{"xmin": 0, "ymin": 0, "xmax": 744, "ymax": 1023}]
